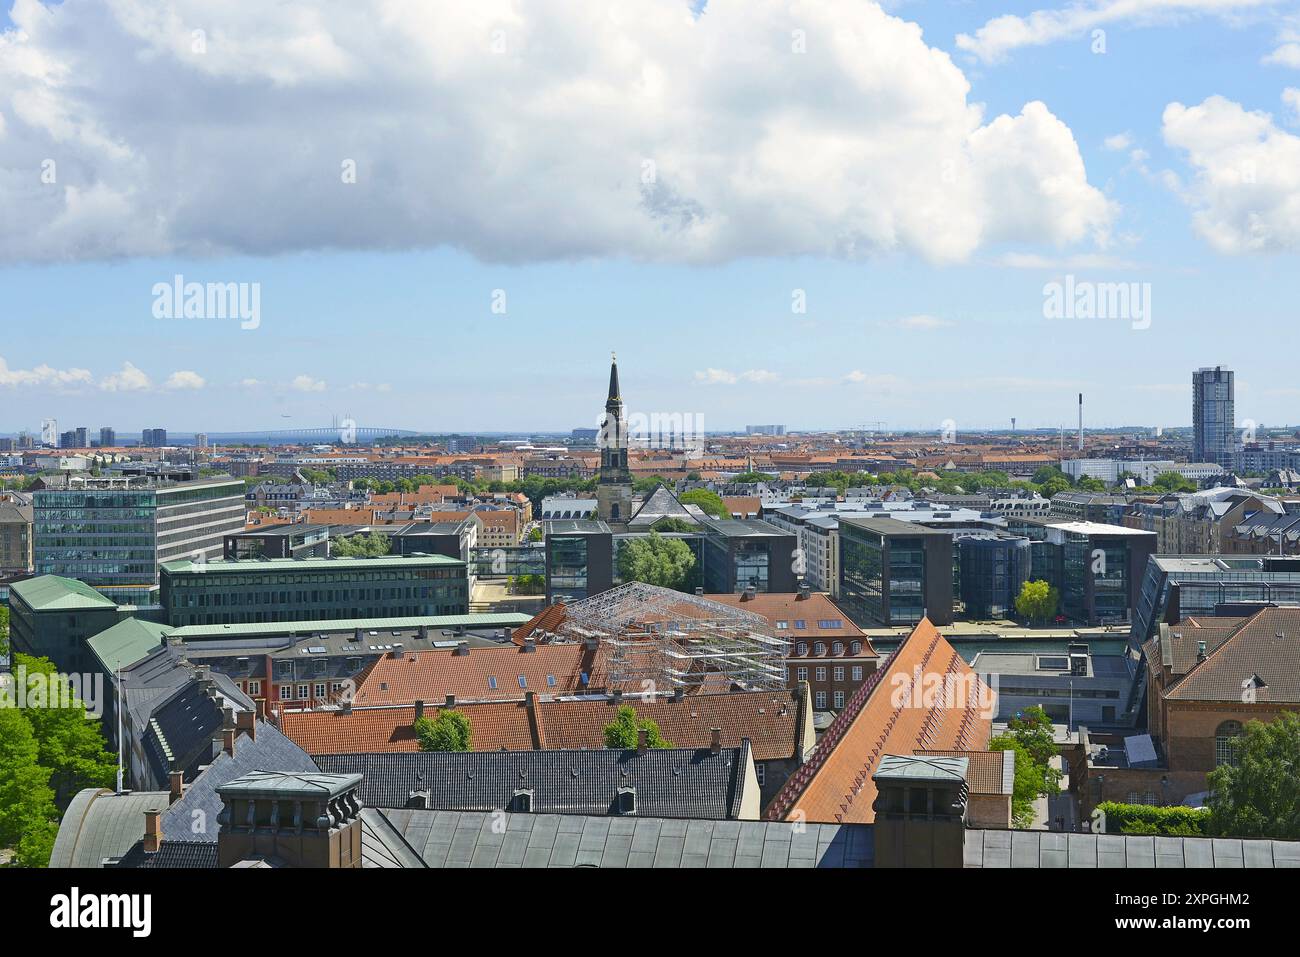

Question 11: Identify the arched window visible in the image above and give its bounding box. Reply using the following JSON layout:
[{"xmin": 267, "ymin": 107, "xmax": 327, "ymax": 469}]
[
  {"xmin": 813, "ymin": 642, "xmax": 826, "ymax": 655},
  {"xmin": 832, "ymin": 641, "xmax": 844, "ymax": 655},
  {"xmin": 850, "ymin": 641, "xmax": 862, "ymax": 655},
  {"xmin": 1215, "ymin": 721, "xmax": 1243, "ymax": 767},
  {"xmin": 795, "ymin": 642, "xmax": 808, "ymax": 656}
]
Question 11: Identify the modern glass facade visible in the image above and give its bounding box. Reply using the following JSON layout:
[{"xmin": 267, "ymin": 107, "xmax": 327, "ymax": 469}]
[
  {"xmin": 697, "ymin": 518, "xmax": 796, "ymax": 594},
  {"xmin": 1193, "ymin": 366, "xmax": 1236, "ymax": 469},
  {"xmin": 161, "ymin": 555, "xmax": 469, "ymax": 625},
  {"xmin": 838, "ymin": 518, "xmax": 953, "ymax": 626},
  {"xmin": 957, "ymin": 536, "xmax": 1031, "ymax": 619},
  {"xmin": 547, "ymin": 536, "xmax": 591, "ymax": 601},
  {"xmin": 33, "ymin": 477, "xmax": 245, "ymax": 604},
  {"xmin": 1130, "ymin": 555, "xmax": 1300, "ymax": 643}
]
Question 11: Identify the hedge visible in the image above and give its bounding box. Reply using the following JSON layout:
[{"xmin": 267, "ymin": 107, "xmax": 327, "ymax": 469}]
[{"xmin": 1095, "ymin": 801, "xmax": 1209, "ymax": 836}]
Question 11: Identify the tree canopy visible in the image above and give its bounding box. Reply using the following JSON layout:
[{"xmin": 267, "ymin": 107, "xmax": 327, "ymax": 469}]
[
  {"xmin": 602, "ymin": 705, "xmax": 673, "ymax": 749},
  {"xmin": 415, "ymin": 710, "xmax": 472, "ymax": 752},
  {"xmin": 678, "ymin": 489, "xmax": 729, "ymax": 519},
  {"xmin": 617, "ymin": 532, "xmax": 697, "ymax": 591},
  {"xmin": 987, "ymin": 705, "xmax": 1062, "ymax": 829},
  {"xmin": 1207, "ymin": 713, "xmax": 1300, "ymax": 840},
  {"xmin": 330, "ymin": 531, "xmax": 393, "ymax": 558},
  {"xmin": 1014, "ymin": 579, "xmax": 1060, "ymax": 624}
]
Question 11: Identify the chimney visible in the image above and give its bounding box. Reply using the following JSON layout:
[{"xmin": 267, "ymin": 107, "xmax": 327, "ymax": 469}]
[
  {"xmin": 222, "ymin": 727, "xmax": 237, "ymax": 757},
  {"xmin": 236, "ymin": 709, "xmax": 256, "ymax": 741},
  {"xmin": 797, "ymin": 582, "xmax": 810, "ymax": 600},
  {"xmin": 584, "ymin": 637, "xmax": 598, "ymax": 652},
  {"xmin": 710, "ymin": 727, "xmax": 722, "ymax": 755},
  {"xmin": 143, "ymin": 809, "xmax": 162, "ymax": 854},
  {"xmin": 521, "ymin": 637, "xmax": 536, "ymax": 653},
  {"xmin": 503, "ymin": 627, "xmax": 513, "ymax": 643},
  {"xmin": 169, "ymin": 770, "xmax": 184, "ymax": 805},
  {"xmin": 418, "ymin": 625, "xmax": 429, "ymax": 640},
  {"xmin": 445, "ymin": 693, "xmax": 456, "ymax": 709},
  {"xmin": 453, "ymin": 642, "xmax": 470, "ymax": 656},
  {"xmin": 741, "ymin": 585, "xmax": 756, "ymax": 601},
  {"xmin": 341, "ymin": 699, "xmax": 352, "ymax": 715},
  {"xmin": 612, "ymin": 689, "xmax": 623, "ymax": 705},
  {"xmin": 255, "ymin": 697, "xmax": 266, "ymax": 721},
  {"xmin": 1197, "ymin": 640, "xmax": 1207, "ymax": 662},
  {"xmin": 672, "ymin": 687, "xmax": 683, "ymax": 703},
  {"xmin": 217, "ymin": 771, "xmax": 364, "ymax": 869},
  {"xmin": 414, "ymin": 700, "xmax": 425, "ymax": 721},
  {"xmin": 695, "ymin": 586, "xmax": 704, "ymax": 596},
  {"xmin": 636, "ymin": 728, "xmax": 649, "ymax": 754}
]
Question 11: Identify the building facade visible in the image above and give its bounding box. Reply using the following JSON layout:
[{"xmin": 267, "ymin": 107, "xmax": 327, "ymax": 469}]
[{"xmin": 1193, "ymin": 366, "xmax": 1236, "ymax": 469}]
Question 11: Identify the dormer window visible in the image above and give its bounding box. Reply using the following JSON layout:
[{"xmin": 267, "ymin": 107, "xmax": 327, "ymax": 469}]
[
  {"xmin": 832, "ymin": 641, "xmax": 844, "ymax": 654},
  {"xmin": 795, "ymin": 642, "xmax": 808, "ymax": 655},
  {"xmin": 813, "ymin": 642, "xmax": 826, "ymax": 655}
]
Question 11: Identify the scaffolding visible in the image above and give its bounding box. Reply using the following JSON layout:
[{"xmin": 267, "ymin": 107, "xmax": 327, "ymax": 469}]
[{"xmin": 557, "ymin": 582, "xmax": 790, "ymax": 693}]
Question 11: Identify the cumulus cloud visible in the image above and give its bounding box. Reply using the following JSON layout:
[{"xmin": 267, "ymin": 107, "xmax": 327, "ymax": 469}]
[
  {"xmin": 1162, "ymin": 92, "xmax": 1300, "ymax": 252},
  {"xmin": 0, "ymin": 355, "xmax": 94, "ymax": 388},
  {"xmin": 694, "ymin": 368, "xmax": 779, "ymax": 385},
  {"xmin": 99, "ymin": 361, "xmax": 152, "ymax": 391},
  {"xmin": 1103, "ymin": 133, "xmax": 1133, "ymax": 151},
  {"xmin": 163, "ymin": 370, "xmax": 206, "ymax": 390},
  {"xmin": 0, "ymin": 0, "xmax": 1110, "ymax": 265},
  {"xmin": 291, "ymin": 374, "xmax": 326, "ymax": 392},
  {"xmin": 957, "ymin": 0, "xmax": 1270, "ymax": 64}
]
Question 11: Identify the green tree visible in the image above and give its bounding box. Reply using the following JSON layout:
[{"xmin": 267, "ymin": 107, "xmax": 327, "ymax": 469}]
[
  {"xmin": 331, "ymin": 531, "xmax": 393, "ymax": 558},
  {"xmin": 1014, "ymin": 579, "xmax": 1060, "ymax": 624},
  {"xmin": 1075, "ymin": 476, "xmax": 1107, "ymax": 492},
  {"xmin": 527, "ymin": 526, "xmax": 543, "ymax": 543},
  {"xmin": 1038, "ymin": 476, "xmax": 1071, "ymax": 497},
  {"xmin": 617, "ymin": 532, "xmax": 696, "ymax": 591},
  {"xmin": 678, "ymin": 489, "xmax": 728, "ymax": 519},
  {"xmin": 650, "ymin": 517, "xmax": 695, "ymax": 534},
  {"xmin": 415, "ymin": 710, "xmax": 472, "ymax": 752},
  {"xmin": 1152, "ymin": 471, "xmax": 1197, "ymax": 493},
  {"xmin": 988, "ymin": 706, "xmax": 1061, "ymax": 828},
  {"xmin": 602, "ymin": 705, "xmax": 672, "ymax": 749},
  {"xmin": 0, "ymin": 708, "xmax": 60, "ymax": 867},
  {"xmin": 15, "ymin": 655, "xmax": 117, "ymax": 807},
  {"xmin": 1207, "ymin": 713, "xmax": 1300, "ymax": 839},
  {"xmin": 733, "ymin": 471, "xmax": 776, "ymax": 483},
  {"xmin": 0, "ymin": 604, "xmax": 8, "ymax": 657}
]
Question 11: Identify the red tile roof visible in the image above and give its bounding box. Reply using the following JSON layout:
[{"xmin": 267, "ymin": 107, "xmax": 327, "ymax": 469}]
[
  {"xmin": 764, "ymin": 617, "xmax": 993, "ymax": 825},
  {"xmin": 280, "ymin": 700, "xmax": 536, "ymax": 754},
  {"xmin": 351, "ymin": 642, "xmax": 608, "ymax": 706}
]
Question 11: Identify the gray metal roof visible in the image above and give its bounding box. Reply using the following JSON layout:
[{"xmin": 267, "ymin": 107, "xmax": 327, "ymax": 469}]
[
  {"xmin": 376, "ymin": 809, "xmax": 874, "ymax": 867},
  {"xmin": 314, "ymin": 746, "xmax": 751, "ymax": 819},
  {"xmin": 48, "ymin": 789, "xmax": 169, "ymax": 868},
  {"xmin": 964, "ymin": 829, "xmax": 1300, "ymax": 867}
]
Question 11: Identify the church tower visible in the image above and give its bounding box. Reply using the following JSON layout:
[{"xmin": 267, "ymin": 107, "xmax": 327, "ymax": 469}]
[{"xmin": 596, "ymin": 352, "xmax": 634, "ymax": 523}]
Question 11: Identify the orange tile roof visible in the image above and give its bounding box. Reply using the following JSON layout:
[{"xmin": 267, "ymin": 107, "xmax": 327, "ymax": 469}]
[
  {"xmin": 351, "ymin": 642, "xmax": 608, "ymax": 706},
  {"xmin": 914, "ymin": 749, "xmax": 1011, "ymax": 795},
  {"xmin": 764, "ymin": 618, "xmax": 993, "ymax": 824},
  {"xmin": 537, "ymin": 689, "xmax": 805, "ymax": 761},
  {"xmin": 280, "ymin": 701, "xmax": 536, "ymax": 754},
  {"xmin": 703, "ymin": 592, "xmax": 873, "ymax": 648}
]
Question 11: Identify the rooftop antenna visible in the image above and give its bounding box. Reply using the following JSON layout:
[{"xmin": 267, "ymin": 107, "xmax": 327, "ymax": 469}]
[{"xmin": 1078, "ymin": 393, "xmax": 1084, "ymax": 452}]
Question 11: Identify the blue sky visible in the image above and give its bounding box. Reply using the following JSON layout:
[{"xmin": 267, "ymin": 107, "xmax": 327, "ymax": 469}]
[{"xmin": 2, "ymin": 1, "xmax": 1299, "ymax": 434}]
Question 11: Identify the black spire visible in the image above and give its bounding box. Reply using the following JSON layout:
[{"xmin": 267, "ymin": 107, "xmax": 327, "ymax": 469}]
[{"xmin": 606, "ymin": 351, "xmax": 621, "ymax": 407}]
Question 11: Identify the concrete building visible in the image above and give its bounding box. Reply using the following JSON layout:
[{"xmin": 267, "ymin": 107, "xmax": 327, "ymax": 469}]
[
  {"xmin": 0, "ymin": 498, "xmax": 33, "ymax": 575},
  {"xmin": 1193, "ymin": 366, "xmax": 1236, "ymax": 469}
]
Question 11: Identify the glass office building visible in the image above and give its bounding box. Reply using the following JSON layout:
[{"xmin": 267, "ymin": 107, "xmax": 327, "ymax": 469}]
[
  {"xmin": 544, "ymin": 519, "xmax": 613, "ymax": 603},
  {"xmin": 34, "ymin": 476, "xmax": 245, "ymax": 604},
  {"xmin": 1130, "ymin": 554, "xmax": 1300, "ymax": 644},
  {"xmin": 697, "ymin": 517, "xmax": 796, "ymax": 594},
  {"xmin": 1193, "ymin": 366, "xmax": 1236, "ymax": 469},
  {"xmin": 838, "ymin": 517, "xmax": 953, "ymax": 627},
  {"xmin": 956, "ymin": 535, "xmax": 1031, "ymax": 619},
  {"xmin": 160, "ymin": 553, "xmax": 469, "ymax": 626}
]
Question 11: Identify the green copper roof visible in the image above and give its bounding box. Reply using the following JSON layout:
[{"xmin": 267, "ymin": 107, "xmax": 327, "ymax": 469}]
[
  {"xmin": 165, "ymin": 612, "xmax": 530, "ymax": 639},
  {"xmin": 874, "ymin": 754, "xmax": 969, "ymax": 782},
  {"xmin": 218, "ymin": 770, "xmax": 362, "ymax": 800},
  {"xmin": 10, "ymin": 574, "xmax": 119, "ymax": 611},
  {"xmin": 160, "ymin": 553, "xmax": 462, "ymax": 574},
  {"xmin": 87, "ymin": 617, "xmax": 172, "ymax": 673}
]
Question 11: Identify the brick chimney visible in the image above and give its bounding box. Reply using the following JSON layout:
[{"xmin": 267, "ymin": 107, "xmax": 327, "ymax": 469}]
[
  {"xmin": 414, "ymin": 700, "xmax": 425, "ymax": 721},
  {"xmin": 143, "ymin": 809, "xmax": 163, "ymax": 854},
  {"xmin": 221, "ymin": 706, "xmax": 237, "ymax": 757},
  {"xmin": 236, "ymin": 709, "xmax": 256, "ymax": 742},
  {"xmin": 169, "ymin": 770, "xmax": 184, "ymax": 805},
  {"xmin": 444, "ymin": 693, "xmax": 456, "ymax": 709},
  {"xmin": 710, "ymin": 727, "xmax": 722, "ymax": 755},
  {"xmin": 637, "ymin": 728, "xmax": 649, "ymax": 754}
]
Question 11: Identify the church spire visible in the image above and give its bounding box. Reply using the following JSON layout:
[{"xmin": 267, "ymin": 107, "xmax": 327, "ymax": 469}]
[{"xmin": 607, "ymin": 351, "xmax": 621, "ymax": 406}]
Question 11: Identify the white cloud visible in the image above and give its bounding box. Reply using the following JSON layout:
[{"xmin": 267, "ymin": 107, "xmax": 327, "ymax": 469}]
[
  {"xmin": 0, "ymin": 355, "xmax": 94, "ymax": 389},
  {"xmin": 997, "ymin": 251, "xmax": 1141, "ymax": 269},
  {"xmin": 1265, "ymin": 42, "xmax": 1300, "ymax": 67},
  {"xmin": 0, "ymin": 0, "xmax": 1110, "ymax": 265},
  {"xmin": 693, "ymin": 368, "xmax": 778, "ymax": 386},
  {"xmin": 893, "ymin": 314, "xmax": 954, "ymax": 330},
  {"xmin": 1285, "ymin": 87, "xmax": 1300, "ymax": 121},
  {"xmin": 99, "ymin": 361, "xmax": 152, "ymax": 392},
  {"xmin": 163, "ymin": 370, "xmax": 205, "ymax": 390},
  {"xmin": 236, "ymin": 377, "xmax": 262, "ymax": 389},
  {"xmin": 291, "ymin": 374, "xmax": 326, "ymax": 392},
  {"xmin": 1103, "ymin": 132, "xmax": 1133, "ymax": 151},
  {"xmin": 1162, "ymin": 92, "xmax": 1300, "ymax": 252},
  {"xmin": 957, "ymin": 0, "xmax": 1270, "ymax": 64}
]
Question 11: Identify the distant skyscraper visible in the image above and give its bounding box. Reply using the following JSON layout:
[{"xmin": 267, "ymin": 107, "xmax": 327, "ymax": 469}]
[
  {"xmin": 1193, "ymin": 366, "xmax": 1236, "ymax": 468},
  {"xmin": 142, "ymin": 428, "xmax": 168, "ymax": 447},
  {"xmin": 59, "ymin": 430, "xmax": 76, "ymax": 449},
  {"xmin": 73, "ymin": 427, "xmax": 88, "ymax": 448},
  {"xmin": 100, "ymin": 427, "xmax": 116, "ymax": 447},
  {"xmin": 195, "ymin": 432, "xmax": 209, "ymax": 449},
  {"xmin": 40, "ymin": 418, "xmax": 57, "ymax": 447}
]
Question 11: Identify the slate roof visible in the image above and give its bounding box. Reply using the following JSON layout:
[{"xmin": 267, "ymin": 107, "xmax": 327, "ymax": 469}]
[
  {"xmin": 163, "ymin": 722, "xmax": 320, "ymax": 842},
  {"xmin": 964, "ymin": 829, "xmax": 1300, "ymax": 868},
  {"xmin": 315, "ymin": 745, "xmax": 751, "ymax": 819},
  {"xmin": 376, "ymin": 809, "xmax": 875, "ymax": 868},
  {"xmin": 628, "ymin": 486, "xmax": 699, "ymax": 527},
  {"xmin": 142, "ymin": 674, "xmax": 255, "ymax": 787},
  {"xmin": 765, "ymin": 618, "xmax": 993, "ymax": 824},
  {"xmin": 1162, "ymin": 606, "xmax": 1300, "ymax": 703}
]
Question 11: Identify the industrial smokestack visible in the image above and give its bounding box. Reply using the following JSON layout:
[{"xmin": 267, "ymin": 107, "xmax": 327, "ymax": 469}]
[{"xmin": 1078, "ymin": 393, "xmax": 1084, "ymax": 451}]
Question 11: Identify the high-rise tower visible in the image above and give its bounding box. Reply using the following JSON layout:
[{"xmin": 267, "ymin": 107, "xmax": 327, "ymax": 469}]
[
  {"xmin": 596, "ymin": 353, "xmax": 633, "ymax": 523},
  {"xmin": 1193, "ymin": 366, "xmax": 1236, "ymax": 469}
]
